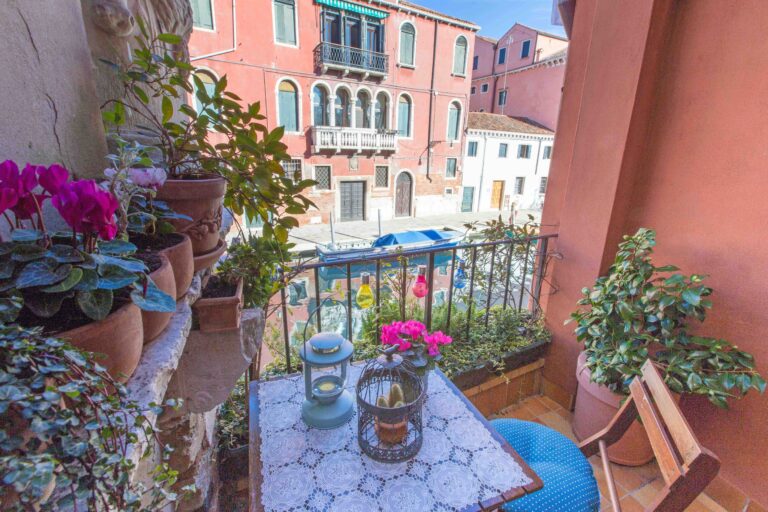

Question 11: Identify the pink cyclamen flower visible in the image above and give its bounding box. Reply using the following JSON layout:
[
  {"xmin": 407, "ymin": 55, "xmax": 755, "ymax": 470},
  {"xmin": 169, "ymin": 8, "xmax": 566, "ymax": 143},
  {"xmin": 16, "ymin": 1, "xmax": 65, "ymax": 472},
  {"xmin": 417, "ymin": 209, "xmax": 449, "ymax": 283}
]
[
  {"xmin": 37, "ymin": 164, "xmax": 69, "ymax": 195},
  {"xmin": 128, "ymin": 167, "xmax": 167, "ymax": 190},
  {"xmin": 381, "ymin": 322, "xmax": 404, "ymax": 345},
  {"xmin": 0, "ymin": 160, "xmax": 20, "ymax": 214},
  {"xmin": 401, "ymin": 320, "xmax": 427, "ymax": 340},
  {"xmin": 52, "ymin": 180, "xmax": 119, "ymax": 240}
]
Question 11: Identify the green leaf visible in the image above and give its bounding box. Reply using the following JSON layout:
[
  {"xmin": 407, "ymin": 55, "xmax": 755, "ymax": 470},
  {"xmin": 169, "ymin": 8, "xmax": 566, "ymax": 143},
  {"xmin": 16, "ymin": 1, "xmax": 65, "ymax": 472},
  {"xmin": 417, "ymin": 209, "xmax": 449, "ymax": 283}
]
[
  {"xmin": 49, "ymin": 245, "xmax": 84, "ymax": 263},
  {"xmin": 10, "ymin": 229, "xmax": 44, "ymax": 242},
  {"xmin": 0, "ymin": 260, "xmax": 14, "ymax": 280},
  {"xmin": 98, "ymin": 264, "xmax": 139, "ymax": 290},
  {"xmin": 686, "ymin": 372, "xmax": 703, "ymax": 390},
  {"xmin": 23, "ymin": 292, "xmax": 68, "ymax": 318},
  {"xmin": 16, "ymin": 260, "xmax": 67, "ymax": 289},
  {"xmin": 157, "ymin": 33, "xmax": 182, "ymax": 45},
  {"xmin": 12, "ymin": 244, "xmax": 46, "ymax": 262},
  {"xmin": 130, "ymin": 279, "xmax": 176, "ymax": 312},
  {"xmin": 681, "ymin": 289, "xmax": 701, "ymax": 306},
  {"xmin": 161, "ymin": 96, "xmax": 173, "ymax": 124},
  {"xmin": 76, "ymin": 289, "xmax": 113, "ymax": 321},
  {"xmin": 42, "ymin": 267, "xmax": 83, "ymax": 293},
  {"xmin": 752, "ymin": 375, "xmax": 766, "ymax": 394},
  {"xmin": 0, "ymin": 296, "xmax": 23, "ymax": 323},
  {"xmin": 73, "ymin": 269, "xmax": 99, "ymax": 291},
  {"xmin": 93, "ymin": 254, "xmax": 146, "ymax": 273},
  {"xmin": 98, "ymin": 239, "xmax": 137, "ymax": 256}
]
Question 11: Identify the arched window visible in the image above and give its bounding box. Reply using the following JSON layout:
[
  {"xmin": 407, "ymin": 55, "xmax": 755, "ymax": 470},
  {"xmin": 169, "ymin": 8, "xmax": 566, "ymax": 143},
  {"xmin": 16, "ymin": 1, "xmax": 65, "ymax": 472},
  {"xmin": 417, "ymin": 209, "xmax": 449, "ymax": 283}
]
[
  {"xmin": 397, "ymin": 94, "xmax": 412, "ymax": 137},
  {"xmin": 447, "ymin": 101, "xmax": 461, "ymax": 141},
  {"xmin": 335, "ymin": 88, "xmax": 351, "ymax": 128},
  {"xmin": 312, "ymin": 85, "xmax": 329, "ymax": 126},
  {"xmin": 375, "ymin": 92, "xmax": 389, "ymax": 130},
  {"xmin": 355, "ymin": 90, "xmax": 371, "ymax": 129},
  {"xmin": 193, "ymin": 71, "xmax": 218, "ymax": 117},
  {"xmin": 453, "ymin": 36, "xmax": 468, "ymax": 75},
  {"xmin": 277, "ymin": 80, "xmax": 299, "ymax": 132},
  {"xmin": 399, "ymin": 23, "xmax": 416, "ymax": 66}
]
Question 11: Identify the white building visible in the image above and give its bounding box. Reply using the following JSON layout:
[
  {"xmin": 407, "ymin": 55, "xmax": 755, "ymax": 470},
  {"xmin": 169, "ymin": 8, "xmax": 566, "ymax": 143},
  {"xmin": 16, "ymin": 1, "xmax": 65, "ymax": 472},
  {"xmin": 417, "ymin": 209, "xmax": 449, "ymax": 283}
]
[{"xmin": 461, "ymin": 112, "xmax": 554, "ymax": 213}]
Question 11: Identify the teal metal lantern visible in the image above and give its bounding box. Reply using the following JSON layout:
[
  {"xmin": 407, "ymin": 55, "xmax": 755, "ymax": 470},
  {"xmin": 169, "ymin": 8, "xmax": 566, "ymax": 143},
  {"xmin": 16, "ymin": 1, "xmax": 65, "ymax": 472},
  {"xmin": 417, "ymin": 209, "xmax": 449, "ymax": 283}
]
[{"xmin": 299, "ymin": 332, "xmax": 355, "ymax": 429}]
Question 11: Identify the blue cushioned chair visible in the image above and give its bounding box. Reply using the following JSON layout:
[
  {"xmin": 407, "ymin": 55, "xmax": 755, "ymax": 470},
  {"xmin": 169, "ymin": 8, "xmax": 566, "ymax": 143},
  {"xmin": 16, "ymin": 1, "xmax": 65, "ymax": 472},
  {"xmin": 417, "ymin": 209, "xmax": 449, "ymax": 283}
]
[
  {"xmin": 491, "ymin": 418, "xmax": 600, "ymax": 511},
  {"xmin": 491, "ymin": 361, "xmax": 721, "ymax": 512}
]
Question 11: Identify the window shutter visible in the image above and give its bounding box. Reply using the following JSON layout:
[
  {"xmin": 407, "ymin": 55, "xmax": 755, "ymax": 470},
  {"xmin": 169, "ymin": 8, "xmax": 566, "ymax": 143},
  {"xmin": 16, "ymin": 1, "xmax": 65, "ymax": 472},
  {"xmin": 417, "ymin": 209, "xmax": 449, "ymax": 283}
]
[
  {"xmin": 453, "ymin": 39, "xmax": 467, "ymax": 74},
  {"xmin": 275, "ymin": 0, "xmax": 296, "ymax": 45},
  {"xmin": 400, "ymin": 25, "xmax": 415, "ymax": 65},
  {"xmin": 279, "ymin": 86, "xmax": 298, "ymax": 132},
  {"xmin": 192, "ymin": 0, "xmax": 214, "ymax": 29},
  {"xmin": 398, "ymin": 98, "xmax": 410, "ymax": 136},
  {"xmin": 447, "ymin": 105, "xmax": 459, "ymax": 141}
]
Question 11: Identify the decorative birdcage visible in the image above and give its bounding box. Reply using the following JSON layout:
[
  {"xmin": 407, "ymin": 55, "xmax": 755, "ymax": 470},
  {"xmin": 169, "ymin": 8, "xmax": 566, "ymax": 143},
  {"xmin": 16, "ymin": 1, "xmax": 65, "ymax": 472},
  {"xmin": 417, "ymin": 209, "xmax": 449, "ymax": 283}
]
[{"xmin": 356, "ymin": 346, "xmax": 424, "ymax": 462}]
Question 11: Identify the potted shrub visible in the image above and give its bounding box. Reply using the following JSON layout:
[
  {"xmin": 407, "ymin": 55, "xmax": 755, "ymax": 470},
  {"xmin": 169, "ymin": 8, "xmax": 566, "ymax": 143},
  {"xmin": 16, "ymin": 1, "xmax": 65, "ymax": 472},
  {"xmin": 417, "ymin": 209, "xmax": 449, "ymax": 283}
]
[
  {"xmin": 0, "ymin": 161, "xmax": 176, "ymax": 381},
  {"xmin": 569, "ymin": 228, "xmax": 765, "ymax": 465},
  {"xmin": 102, "ymin": 29, "xmax": 315, "ymax": 267},
  {"xmin": 0, "ymin": 324, "xmax": 189, "ymax": 510}
]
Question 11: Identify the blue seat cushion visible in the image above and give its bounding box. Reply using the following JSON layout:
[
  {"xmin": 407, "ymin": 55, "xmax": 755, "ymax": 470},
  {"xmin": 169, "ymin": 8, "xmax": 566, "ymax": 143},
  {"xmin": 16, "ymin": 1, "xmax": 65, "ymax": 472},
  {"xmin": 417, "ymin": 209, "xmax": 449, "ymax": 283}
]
[{"xmin": 491, "ymin": 418, "xmax": 600, "ymax": 512}]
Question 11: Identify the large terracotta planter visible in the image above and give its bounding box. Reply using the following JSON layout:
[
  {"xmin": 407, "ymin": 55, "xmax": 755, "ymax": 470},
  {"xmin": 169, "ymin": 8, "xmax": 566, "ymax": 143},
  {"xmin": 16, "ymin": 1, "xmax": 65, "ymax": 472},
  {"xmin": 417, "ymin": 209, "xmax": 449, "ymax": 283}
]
[
  {"xmin": 572, "ymin": 352, "xmax": 655, "ymax": 466},
  {"xmin": 58, "ymin": 304, "xmax": 143, "ymax": 383},
  {"xmin": 155, "ymin": 175, "xmax": 226, "ymax": 257},
  {"xmin": 141, "ymin": 253, "xmax": 177, "ymax": 344},
  {"xmin": 193, "ymin": 277, "xmax": 243, "ymax": 333},
  {"xmin": 159, "ymin": 233, "xmax": 194, "ymax": 299}
]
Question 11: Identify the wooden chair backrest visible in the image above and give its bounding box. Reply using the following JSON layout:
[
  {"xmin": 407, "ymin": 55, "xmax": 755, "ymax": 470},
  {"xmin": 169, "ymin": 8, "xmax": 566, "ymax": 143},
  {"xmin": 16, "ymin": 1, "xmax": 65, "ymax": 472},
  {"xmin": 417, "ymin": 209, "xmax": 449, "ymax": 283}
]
[{"xmin": 578, "ymin": 360, "xmax": 720, "ymax": 512}]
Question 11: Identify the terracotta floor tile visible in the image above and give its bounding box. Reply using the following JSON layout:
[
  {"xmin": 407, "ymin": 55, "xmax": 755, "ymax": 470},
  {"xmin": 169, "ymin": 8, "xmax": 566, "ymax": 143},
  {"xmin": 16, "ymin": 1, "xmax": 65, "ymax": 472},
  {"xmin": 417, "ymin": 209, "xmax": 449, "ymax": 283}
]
[
  {"xmin": 555, "ymin": 407, "xmax": 574, "ymax": 421},
  {"xmin": 537, "ymin": 410, "xmax": 578, "ymax": 442},
  {"xmin": 499, "ymin": 405, "xmax": 536, "ymax": 421},
  {"xmin": 591, "ymin": 460, "xmax": 629, "ymax": 498},
  {"xmin": 612, "ymin": 462, "xmax": 659, "ymax": 493},
  {"xmin": 617, "ymin": 495, "xmax": 646, "ymax": 512},
  {"xmin": 537, "ymin": 394, "xmax": 563, "ymax": 411},
  {"xmin": 693, "ymin": 494, "xmax": 728, "ymax": 512},
  {"xmin": 630, "ymin": 478, "xmax": 664, "ymax": 507},
  {"xmin": 521, "ymin": 396, "xmax": 550, "ymax": 417}
]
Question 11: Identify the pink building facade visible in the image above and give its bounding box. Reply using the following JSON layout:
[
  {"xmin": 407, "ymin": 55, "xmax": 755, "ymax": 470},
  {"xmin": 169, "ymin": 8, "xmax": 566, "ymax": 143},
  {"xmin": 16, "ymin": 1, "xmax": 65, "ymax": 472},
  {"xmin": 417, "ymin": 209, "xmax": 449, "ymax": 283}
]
[
  {"xmin": 188, "ymin": 0, "xmax": 478, "ymax": 226},
  {"xmin": 470, "ymin": 24, "xmax": 568, "ymax": 130}
]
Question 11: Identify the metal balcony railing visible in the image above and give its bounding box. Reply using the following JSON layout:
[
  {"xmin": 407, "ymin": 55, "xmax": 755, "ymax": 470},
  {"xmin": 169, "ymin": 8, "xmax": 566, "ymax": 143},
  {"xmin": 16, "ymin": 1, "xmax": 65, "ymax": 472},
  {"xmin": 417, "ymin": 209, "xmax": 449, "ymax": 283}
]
[
  {"xmin": 311, "ymin": 126, "xmax": 397, "ymax": 153},
  {"xmin": 314, "ymin": 42, "xmax": 389, "ymax": 77}
]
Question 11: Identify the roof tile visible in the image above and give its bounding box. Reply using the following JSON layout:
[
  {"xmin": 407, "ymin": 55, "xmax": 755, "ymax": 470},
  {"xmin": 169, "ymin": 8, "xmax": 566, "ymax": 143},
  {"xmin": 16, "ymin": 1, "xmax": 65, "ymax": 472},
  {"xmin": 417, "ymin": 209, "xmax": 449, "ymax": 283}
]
[{"xmin": 467, "ymin": 112, "xmax": 554, "ymax": 134}]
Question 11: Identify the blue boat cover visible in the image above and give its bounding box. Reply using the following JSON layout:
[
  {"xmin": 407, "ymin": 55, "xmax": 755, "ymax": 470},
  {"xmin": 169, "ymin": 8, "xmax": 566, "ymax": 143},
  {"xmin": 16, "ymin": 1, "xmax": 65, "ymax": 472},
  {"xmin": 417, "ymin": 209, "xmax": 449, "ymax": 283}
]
[{"xmin": 371, "ymin": 230, "xmax": 457, "ymax": 247}]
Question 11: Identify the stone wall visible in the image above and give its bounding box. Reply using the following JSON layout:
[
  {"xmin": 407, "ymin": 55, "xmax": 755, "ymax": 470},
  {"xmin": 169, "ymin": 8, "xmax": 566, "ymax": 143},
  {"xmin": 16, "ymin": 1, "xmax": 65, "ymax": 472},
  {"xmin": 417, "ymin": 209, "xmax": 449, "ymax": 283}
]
[{"xmin": 0, "ymin": 1, "xmax": 108, "ymax": 177}]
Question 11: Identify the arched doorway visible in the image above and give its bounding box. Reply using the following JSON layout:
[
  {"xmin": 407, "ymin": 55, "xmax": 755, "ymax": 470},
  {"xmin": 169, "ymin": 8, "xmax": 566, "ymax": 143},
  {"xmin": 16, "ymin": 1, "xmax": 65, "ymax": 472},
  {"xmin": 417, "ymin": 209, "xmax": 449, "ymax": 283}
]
[{"xmin": 395, "ymin": 172, "xmax": 413, "ymax": 217}]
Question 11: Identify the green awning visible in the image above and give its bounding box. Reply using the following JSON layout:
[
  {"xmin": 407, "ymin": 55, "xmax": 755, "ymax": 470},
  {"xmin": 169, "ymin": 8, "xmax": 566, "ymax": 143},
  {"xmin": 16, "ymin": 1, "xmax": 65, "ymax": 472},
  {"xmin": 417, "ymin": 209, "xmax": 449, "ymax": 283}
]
[{"xmin": 316, "ymin": 0, "xmax": 389, "ymax": 19}]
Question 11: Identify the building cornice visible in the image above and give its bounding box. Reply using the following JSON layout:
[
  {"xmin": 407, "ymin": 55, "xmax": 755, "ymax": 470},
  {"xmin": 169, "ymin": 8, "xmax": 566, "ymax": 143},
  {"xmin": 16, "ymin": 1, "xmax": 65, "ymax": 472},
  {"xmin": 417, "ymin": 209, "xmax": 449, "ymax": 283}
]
[
  {"xmin": 472, "ymin": 51, "xmax": 567, "ymax": 82},
  {"xmin": 467, "ymin": 129, "xmax": 554, "ymax": 141},
  {"xmin": 361, "ymin": 0, "xmax": 481, "ymax": 31}
]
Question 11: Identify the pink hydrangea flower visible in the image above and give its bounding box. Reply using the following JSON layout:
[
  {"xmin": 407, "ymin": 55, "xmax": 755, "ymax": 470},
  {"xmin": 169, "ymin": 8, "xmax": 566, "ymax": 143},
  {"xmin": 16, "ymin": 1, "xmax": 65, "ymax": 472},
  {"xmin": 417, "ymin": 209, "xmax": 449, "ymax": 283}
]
[{"xmin": 128, "ymin": 167, "xmax": 167, "ymax": 190}]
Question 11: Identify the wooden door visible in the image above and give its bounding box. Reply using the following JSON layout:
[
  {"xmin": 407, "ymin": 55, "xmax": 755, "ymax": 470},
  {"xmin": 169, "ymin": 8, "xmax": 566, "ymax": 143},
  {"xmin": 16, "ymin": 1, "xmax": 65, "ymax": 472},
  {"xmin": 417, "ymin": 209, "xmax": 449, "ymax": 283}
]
[
  {"xmin": 461, "ymin": 187, "xmax": 475, "ymax": 212},
  {"xmin": 339, "ymin": 181, "xmax": 365, "ymax": 221},
  {"xmin": 395, "ymin": 173, "xmax": 413, "ymax": 217},
  {"xmin": 491, "ymin": 180, "xmax": 505, "ymax": 209}
]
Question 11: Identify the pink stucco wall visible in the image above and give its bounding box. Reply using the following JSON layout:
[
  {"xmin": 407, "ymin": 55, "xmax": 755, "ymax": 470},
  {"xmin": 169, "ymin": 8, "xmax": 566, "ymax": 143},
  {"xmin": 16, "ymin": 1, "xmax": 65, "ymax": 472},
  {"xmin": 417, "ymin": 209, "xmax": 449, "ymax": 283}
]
[
  {"xmin": 470, "ymin": 24, "xmax": 567, "ymax": 129},
  {"xmin": 189, "ymin": 0, "xmax": 476, "ymax": 224}
]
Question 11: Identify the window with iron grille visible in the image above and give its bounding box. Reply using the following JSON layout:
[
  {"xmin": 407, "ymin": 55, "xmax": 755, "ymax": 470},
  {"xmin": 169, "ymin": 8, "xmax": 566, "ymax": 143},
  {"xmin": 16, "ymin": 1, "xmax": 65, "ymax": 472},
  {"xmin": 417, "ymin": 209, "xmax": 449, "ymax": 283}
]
[
  {"xmin": 375, "ymin": 166, "xmax": 389, "ymax": 188},
  {"xmin": 515, "ymin": 177, "xmax": 525, "ymax": 195},
  {"xmin": 446, "ymin": 158, "xmax": 457, "ymax": 178},
  {"xmin": 282, "ymin": 158, "xmax": 302, "ymax": 182},
  {"xmin": 543, "ymin": 145, "xmax": 552, "ymax": 159},
  {"xmin": 314, "ymin": 165, "xmax": 331, "ymax": 190},
  {"xmin": 517, "ymin": 144, "xmax": 532, "ymax": 159},
  {"xmin": 539, "ymin": 176, "xmax": 548, "ymax": 194}
]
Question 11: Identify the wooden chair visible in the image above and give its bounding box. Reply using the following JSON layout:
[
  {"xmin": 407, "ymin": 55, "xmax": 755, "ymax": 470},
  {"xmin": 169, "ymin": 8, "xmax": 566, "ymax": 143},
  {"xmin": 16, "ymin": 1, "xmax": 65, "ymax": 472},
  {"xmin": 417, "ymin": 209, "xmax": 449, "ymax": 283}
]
[
  {"xmin": 579, "ymin": 360, "xmax": 720, "ymax": 511},
  {"xmin": 491, "ymin": 360, "xmax": 720, "ymax": 511}
]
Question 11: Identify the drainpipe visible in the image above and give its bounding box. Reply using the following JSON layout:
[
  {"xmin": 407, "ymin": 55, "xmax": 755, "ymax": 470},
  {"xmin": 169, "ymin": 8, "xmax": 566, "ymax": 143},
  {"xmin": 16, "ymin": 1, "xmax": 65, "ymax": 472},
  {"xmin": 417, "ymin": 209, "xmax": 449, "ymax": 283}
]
[
  {"xmin": 191, "ymin": 0, "xmax": 238, "ymax": 61},
  {"xmin": 425, "ymin": 19, "xmax": 438, "ymax": 183},
  {"xmin": 533, "ymin": 138, "xmax": 542, "ymax": 175},
  {"xmin": 476, "ymin": 132, "xmax": 488, "ymax": 212}
]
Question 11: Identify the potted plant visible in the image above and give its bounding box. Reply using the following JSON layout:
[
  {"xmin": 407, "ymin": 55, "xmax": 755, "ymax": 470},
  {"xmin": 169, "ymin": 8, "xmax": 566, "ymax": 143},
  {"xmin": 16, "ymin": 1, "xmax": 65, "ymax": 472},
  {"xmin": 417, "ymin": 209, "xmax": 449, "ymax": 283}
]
[
  {"xmin": 380, "ymin": 319, "xmax": 452, "ymax": 393},
  {"xmin": 569, "ymin": 228, "xmax": 765, "ymax": 465},
  {"xmin": 0, "ymin": 324, "xmax": 190, "ymax": 510},
  {"xmin": 0, "ymin": 160, "xmax": 176, "ymax": 381},
  {"xmin": 374, "ymin": 383, "xmax": 408, "ymax": 444},
  {"xmin": 102, "ymin": 28, "xmax": 315, "ymax": 267}
]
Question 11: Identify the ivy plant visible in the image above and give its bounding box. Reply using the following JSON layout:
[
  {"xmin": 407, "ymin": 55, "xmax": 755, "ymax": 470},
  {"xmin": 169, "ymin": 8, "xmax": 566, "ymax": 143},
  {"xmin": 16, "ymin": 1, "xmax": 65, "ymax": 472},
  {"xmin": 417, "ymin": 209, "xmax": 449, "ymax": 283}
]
[
  {"xmin": 569, "ymin": 228, "xmax": 765, "ymax": 408},
  {"xmin": 0, "ymin": 325, "xmax": 191, "ymax": 510}
]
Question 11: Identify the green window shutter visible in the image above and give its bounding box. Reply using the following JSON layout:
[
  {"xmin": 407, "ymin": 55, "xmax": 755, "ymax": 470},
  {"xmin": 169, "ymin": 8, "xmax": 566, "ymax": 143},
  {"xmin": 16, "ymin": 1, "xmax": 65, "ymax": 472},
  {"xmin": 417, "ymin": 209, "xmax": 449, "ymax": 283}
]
[
  {"xmin": 447, "ymin": 104, "xmax": 460, "ymax": 141},
  {"xmin": 453, "ymin": 37, "xmax": 467, "ymax": 74},
  {"xmin": 192, "ymin": 0, "xmax": 214, "ymax": 30},
  {"xmin": 275, "ymin": 0, "xmax": 296, "ymax": 45},
  {"xmin": 278, "ymin": 85, "xmax": 298, "ymax": 132},
  {"xmin": 398, "ymin": 97, "xmax": 411, "ymax": 137},
  {"xmin": 400, "ymin": 24, "xmax": 415, "ymax": 65}
]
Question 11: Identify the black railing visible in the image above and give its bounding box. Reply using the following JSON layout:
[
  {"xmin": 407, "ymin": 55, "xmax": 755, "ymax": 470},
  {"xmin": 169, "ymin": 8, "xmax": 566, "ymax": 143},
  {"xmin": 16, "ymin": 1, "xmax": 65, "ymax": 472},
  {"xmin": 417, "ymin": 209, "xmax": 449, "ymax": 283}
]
[
  {"xmin": 314, "ymin": 42, "xmax": 389, "ymax": 75},
  {"xmin": 253, "ymin": 234, "xmax": 558, "ymax": 377}
]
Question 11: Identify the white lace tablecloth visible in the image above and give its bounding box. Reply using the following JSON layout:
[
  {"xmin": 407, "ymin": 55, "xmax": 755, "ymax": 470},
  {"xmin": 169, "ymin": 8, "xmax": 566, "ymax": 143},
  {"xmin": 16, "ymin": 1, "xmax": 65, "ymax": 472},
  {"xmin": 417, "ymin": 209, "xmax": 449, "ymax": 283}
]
[{"xmin": 255, "ymin": 365, "xmax": 533, "ymax": 512}]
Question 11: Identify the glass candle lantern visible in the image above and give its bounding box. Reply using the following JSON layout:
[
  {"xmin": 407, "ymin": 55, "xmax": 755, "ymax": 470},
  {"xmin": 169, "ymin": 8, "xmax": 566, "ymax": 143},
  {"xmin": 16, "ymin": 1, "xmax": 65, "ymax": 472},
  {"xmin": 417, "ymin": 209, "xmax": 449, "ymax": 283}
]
[
  {"xmin": 356, "ymin": 272, "xmax": 375, "ymax": 309},
  {"xmin": 453, "ymin": 260, "xmax": 467, "ymax": 289},
  {"xmin": 299, "ymin": 332, "xmax": 354, "ymax": 429},
  {"xmin": 412, "ymin": 265, "xmax": 429, "ymax": 298}
]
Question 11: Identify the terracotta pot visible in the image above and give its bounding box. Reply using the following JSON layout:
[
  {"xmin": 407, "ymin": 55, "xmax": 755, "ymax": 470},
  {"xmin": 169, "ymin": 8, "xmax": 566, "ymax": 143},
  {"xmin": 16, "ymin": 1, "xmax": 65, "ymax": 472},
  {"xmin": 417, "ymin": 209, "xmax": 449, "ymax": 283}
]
[
  {"xmin": 375, "ymin": 417, "xmax": 408, "ymax": 444},
  {"xmin": 141, "ymin": 253, "xmax": 177, "ymax": 344},
  {"xmin": 58, "ymin": 304, "xmax": 143, "ymax": 383},
  {"xmin": 159, "ymin": 232, "xmax": 194, "ymax": 299},
  {"xmin": 156, "ymin": 175, "xmax": 226, "ymax": 256},
  {"xmin": 193, "ymin": 277, "xmax": 243, "ymax": 333},
  {"xmin": 572, "ymin": 351, "xmax": 655, "ymax": 466},
  {"xmin": 193, "ymin": 237, "xmax": 226, "ymax": 272}
]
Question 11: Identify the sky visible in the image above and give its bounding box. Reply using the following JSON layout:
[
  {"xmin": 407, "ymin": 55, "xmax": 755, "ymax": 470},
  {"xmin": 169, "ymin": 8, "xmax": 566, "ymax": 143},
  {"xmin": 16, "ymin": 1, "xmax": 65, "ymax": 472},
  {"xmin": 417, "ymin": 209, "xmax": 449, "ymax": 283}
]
[{"xmin": 410, "ymin": 0, "xmax": 566, "ymax": 39}]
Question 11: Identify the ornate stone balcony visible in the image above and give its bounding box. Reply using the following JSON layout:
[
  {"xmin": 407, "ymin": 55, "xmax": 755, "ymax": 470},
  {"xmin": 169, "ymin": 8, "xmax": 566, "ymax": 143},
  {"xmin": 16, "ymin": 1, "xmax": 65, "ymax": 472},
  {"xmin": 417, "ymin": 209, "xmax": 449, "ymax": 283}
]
[{"xmin": 311, "ymin": 126, "xmax": 397, "ymax": 153}]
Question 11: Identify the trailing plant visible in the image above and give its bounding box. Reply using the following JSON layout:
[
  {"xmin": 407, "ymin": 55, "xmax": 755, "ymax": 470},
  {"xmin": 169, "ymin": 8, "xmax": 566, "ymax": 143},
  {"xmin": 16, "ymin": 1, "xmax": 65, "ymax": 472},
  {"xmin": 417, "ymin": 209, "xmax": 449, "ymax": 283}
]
[
  {"xmin": 101, "ymin": 25, "xmax": 314, "ymax": 243},
  {"xmin": 216, "ymin": 376, "xmax": 248, "ymax": 451},
  {"xmin": 216, "ymin": 235, "xmax": 293, "ymax": 311},
  {"xmin": 569, "ymin": 228, "xmax": 765, "ymax": 408},
  {"xmin": 0, "ymin": 324, "xmax": 191, "ymax": 510},
  {"xmin": 0, "ymin": 160, "xmax": 175, "ymax": 327}
]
